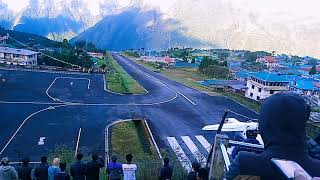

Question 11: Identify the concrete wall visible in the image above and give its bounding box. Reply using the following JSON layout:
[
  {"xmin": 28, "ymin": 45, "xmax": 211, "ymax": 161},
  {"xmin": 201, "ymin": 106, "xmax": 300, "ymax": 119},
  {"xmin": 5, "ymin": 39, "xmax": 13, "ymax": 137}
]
[{"xmin": 245, "ymin": 79, "xmax": 287, "ymax": 100}]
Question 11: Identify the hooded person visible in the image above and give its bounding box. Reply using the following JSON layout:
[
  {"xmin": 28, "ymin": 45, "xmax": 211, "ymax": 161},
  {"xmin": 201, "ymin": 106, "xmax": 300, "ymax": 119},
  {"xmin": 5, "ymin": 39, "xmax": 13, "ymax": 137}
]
[
  {"xmin": 0, "ymin": 157, "xmax": 19, "ymax": 180},
  {"xmin": 226, "ymin": 93, "xmax": 320, "ymax": 180},
  {"xmin": 17, "ymin": 157, "xmax": 33, "ymax": 180}
]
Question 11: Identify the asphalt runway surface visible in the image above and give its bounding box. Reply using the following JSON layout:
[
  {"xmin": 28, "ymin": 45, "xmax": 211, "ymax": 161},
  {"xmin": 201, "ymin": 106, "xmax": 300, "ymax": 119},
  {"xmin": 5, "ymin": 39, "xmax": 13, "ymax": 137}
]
[{"xmin": 0, "ymin": 53, "xmax": 258, "ymax": 169}]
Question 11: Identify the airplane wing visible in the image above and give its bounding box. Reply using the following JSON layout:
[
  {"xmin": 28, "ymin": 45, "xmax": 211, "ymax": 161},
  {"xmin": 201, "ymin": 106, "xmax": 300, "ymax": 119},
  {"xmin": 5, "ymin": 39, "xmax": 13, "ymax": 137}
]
[{"xmin": 202, "ymin": 122, "xmax": 258, "ymax": 132}]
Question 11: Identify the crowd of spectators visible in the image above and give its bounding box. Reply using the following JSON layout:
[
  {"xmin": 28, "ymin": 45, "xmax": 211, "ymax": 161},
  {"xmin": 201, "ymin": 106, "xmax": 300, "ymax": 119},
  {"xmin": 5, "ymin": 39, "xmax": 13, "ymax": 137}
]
[{"xmin": 0, "ymin": 153, "xmax": 105, "ymax": 180}]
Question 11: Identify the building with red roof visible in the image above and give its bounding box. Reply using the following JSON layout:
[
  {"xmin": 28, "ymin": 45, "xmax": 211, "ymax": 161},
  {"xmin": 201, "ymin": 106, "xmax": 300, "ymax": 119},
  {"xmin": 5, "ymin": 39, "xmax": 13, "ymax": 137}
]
[{"xmin": 256, "ymin": 56, "xmax": 279, "ymax": 69}]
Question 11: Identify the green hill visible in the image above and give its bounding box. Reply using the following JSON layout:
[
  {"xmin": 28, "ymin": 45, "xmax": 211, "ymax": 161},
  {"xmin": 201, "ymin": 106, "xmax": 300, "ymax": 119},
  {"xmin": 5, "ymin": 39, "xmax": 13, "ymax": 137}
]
[{"xmin": 0, "ymin": 27, "xmax": 60, "ymax": 48}]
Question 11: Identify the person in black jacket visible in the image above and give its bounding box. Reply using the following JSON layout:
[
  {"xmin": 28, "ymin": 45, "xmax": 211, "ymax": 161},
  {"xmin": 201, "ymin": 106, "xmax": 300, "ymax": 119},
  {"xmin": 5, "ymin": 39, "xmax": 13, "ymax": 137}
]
[
  {"xmin": 70, "ymin": 153, "xmax": 86, "ymax": 180},
  {"xmin": 17, "ymin": 158, "xmax": 32, "ymax": 180},
  {"xmin": 226, "ymin": 93, "xmax": 320, "ymax": 179},
  {"xmin": 34, "ymin": 156, "xmax": 49, "ymax": 180},
  {"xmin": 54, "ymin": 163, "xmax": 70, "ymax": 180},
  {"xmin": 187, "ymin": 162, "xmax": 200, "ymax": 180},
  {"xmin": 86, "ymin": 154, "xmax": 104, "ymax": 180},
  {"xmin": 159, "ymin": 157, "xmax": 173, "ymax": 180}
]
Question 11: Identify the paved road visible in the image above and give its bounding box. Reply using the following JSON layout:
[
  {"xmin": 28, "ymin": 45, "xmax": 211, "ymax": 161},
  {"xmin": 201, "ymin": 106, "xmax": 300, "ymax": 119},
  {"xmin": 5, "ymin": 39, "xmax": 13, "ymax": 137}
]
[{"xmin": 0, "ymin": 53, "xmax": 257, "ymax": 170}]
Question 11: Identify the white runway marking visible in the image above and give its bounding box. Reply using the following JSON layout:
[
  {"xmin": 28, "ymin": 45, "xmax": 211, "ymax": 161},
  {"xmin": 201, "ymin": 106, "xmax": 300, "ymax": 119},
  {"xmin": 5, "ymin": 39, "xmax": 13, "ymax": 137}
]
[
  {"xmin": 75, "ymin": 128, "xmax": 82, "ymax": 156},
  {"xmin": 0, "ymin": 105, "xmax": 67, "ymax": 155},
  {"xmin": 195, "ymin": 135, "xmax": 211, "ymax": 153},
  {"xmin": 166, "ymin": 137, "xmax": 192, "ymax": 172},
  {"xmin": 46, "ymin": 77, "xmax": 91, "ymax": 102},
  {"xmin": 181, "ymin": 136, "xmax": 207, "ymax": 166},
  {"xmin": 177, "ymin": 92, "xmax": 196, "ymax": 105},
  {"xmin": 38, "ymin": 137, "xmax": 46, "ymax": 145}
]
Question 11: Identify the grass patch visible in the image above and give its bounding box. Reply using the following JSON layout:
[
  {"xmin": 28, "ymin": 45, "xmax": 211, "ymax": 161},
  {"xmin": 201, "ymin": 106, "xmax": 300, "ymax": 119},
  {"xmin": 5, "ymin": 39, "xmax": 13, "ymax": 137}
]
[
  {"xmin": 219, "ymin": 91, "xmax": 261, "ymax": 112},
  {"xmin": 110, "ymin": 120, "xmax": 187, "ymax": 179},
  {"xmin": 123, "ymin": 51, "xmax": 140, "ymax": 58},
  {"xmin": 105, "ymin": 53, "xmax": 146, "ymax": 94},
  {"xmin": 306, "ymin": 123, "xmax": 320, "ymax": 138}
]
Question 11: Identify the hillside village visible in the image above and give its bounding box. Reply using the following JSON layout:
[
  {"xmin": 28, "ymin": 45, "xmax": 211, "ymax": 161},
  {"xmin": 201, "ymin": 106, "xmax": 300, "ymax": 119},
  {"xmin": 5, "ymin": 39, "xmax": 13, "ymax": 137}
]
[{"xmin": 129, "ymin": 48, "xmax": 320, "ymax": 115}]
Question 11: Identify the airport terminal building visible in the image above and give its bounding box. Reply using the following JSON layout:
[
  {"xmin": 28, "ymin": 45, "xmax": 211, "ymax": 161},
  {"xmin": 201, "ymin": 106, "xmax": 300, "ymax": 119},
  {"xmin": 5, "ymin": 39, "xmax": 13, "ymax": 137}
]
[{"xmin": 0, "ymin": 46, "xmax": 39, "ymax": 66}]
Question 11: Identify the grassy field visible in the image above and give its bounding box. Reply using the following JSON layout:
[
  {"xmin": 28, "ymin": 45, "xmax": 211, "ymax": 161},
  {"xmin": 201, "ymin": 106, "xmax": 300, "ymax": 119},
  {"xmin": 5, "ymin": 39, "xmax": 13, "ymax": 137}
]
[
  {"xmin": 105, "ymin": 53, "xmax": 146, "ymax": 94},
  {"xmin": 133, "ymin": 59, "xmax": 261, "ymax": 111},
  {"xmin": 110, "ymin": 120, "xmax": 187, "ymax": 179}
]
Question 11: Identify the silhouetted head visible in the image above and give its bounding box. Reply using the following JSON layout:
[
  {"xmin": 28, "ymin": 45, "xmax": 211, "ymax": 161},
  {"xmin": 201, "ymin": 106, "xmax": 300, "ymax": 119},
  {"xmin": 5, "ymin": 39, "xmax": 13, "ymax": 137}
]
[
  {"xmin": 76, "ymin": 153, "xmax": 83, "ymax": 161},
  {"xmin": 59, "ymin": 162, "xmax": 67, "ymax": 172},
  {"xmin": 259, "ymin": 93, "xmax": 310, "ymax": 151},
  {"xmin": 40, "ymin": 156, "xmax": 47, "ymax": 163},
  {"xmin": 92, "ymin": 154, "xmax": 98, "ymax": 161},
  {"xmin": 21, "ymin": 157, "xmax": 30, "ymax": 166},
  {"xmin": 52, "ymin": 158, "xmax": 60, "ymax": 166},
  {"xmin": 111, "ymin": 155, "xmax": 117, "ymax": 163},
  {"xmin": 126, "ymin": 154, "xmax": 133, "ymax": 163},
  {"xmin": 1, "ymin": 157, "xmax": 9, "ymax": 166},
  {"xmin": 246, "ymin": 129, "xmax": 258, "ymax": 139},
  {"xmin": 191, "ymin": 162, "xmax": 201, "ymax": 172},
  {"xmin": 163, "ymin": 157, "xmax": 169, "ymax": 165}
]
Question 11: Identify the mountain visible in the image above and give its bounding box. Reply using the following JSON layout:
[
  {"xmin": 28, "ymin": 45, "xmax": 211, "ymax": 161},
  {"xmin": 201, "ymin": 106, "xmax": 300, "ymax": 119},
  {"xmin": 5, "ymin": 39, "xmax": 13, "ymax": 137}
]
[
  {"xmin": 0, "ymin": 1, "xmax": 14, "ymax": 29},
  {"xmin": 0, "ymin": 0, "xmax": 100, "ymax": 41},
  {"xmin": 72, "ymin": 7, "xmax": 212, "ymax": 51},
  {"xmin": 1, "ymin": 0, "xmax": 320, "ymax": 58},
  {"xmin": 0, "ymin": 26, "xmax": 60, "ymax": 48}
]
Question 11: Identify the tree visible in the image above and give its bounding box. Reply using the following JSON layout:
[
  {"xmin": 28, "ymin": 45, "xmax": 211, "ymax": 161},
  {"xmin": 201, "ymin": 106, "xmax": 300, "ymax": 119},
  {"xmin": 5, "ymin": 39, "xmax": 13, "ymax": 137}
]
[
  {"xmin": 244, "ymin": 52, "xmax": 258, "ymax": 62},
  {"xmin": 307, "ymin": 58, "xmax": 318, "ymax": 66},
  {"xmin": 204, "ymin": 65, "xmax": 229, "ymax": 78},
  {"xmin": 309, "ymin": 65, "xmax": 317, "ymax": 75},
  {"xmin": 198, "ymin": 57, "xmax": 219, "ymax": 73},
  {"xmin": 218, "ymin": 52, "xmax": 230, "ymax": 61},
  {"xmin": 191, "ymin": 57, "xmax": 196, "ymax": 63},
  {"xmin": 221, "ymin": 61, "xmax": 228, "ymax": 67}
]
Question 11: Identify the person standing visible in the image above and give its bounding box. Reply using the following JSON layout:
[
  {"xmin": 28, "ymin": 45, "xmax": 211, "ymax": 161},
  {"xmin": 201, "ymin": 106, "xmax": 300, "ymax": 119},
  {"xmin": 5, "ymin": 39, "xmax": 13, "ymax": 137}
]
[
  {"xmin": 17, "ymin": 157, "xmax": 33, "ymax": 180},
  {"xmin": 54, "ymin": 163, "xmax": 70, "ymax": 180},
  {"xmin": 0, "ymin": 157, "xmax": 18, "ymax": 180},
  {"xmin": 226, "ymin": 93, "xmax": 320, "ymax": 179},
  {"xmin": 34, "ymin": 156, "xmax": 49, "ymax": 180},
  {"xmin": 48, "ymin": 158, "xmax": 61, "ymax": 180},
  {"xmin": 86, "ymin": 154, "xmax": 104, "ymax": 180},
  {"xmin": 159, "ymin": 157, "xmax": 173, "ymax": 180},
  {"xmin": 187, "ymin": 162, "xmax": 200, "ymax": 180},
  {"xmin": 122, "ymin": 154, "xmax": 137, "ymax": 180},
  {"xmin": 106, "ymin": 155, "xmax": 122, "ymax": 180},
  {"xmin": 70, "ymin": 153, "xmax": 86, "ymax": 180}
]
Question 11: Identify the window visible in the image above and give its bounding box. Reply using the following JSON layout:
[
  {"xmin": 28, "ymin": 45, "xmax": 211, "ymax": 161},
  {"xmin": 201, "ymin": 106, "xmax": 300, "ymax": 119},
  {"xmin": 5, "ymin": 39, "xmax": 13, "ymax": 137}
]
[
  {"xmin": 251, "ymin": 85, "xmax": 255, "ymax": 89},
  {"xmin": 270, "ymin": 90, "xmax": 275, "ymax": 94},
  {"xmin": 257, "ymin": 96, "xmax": 260, "ymax": 100},
  {"xmin": 258, "ymin": 88, "xmax": 262, "ymax": 92},
  {"xmin": 250, "ymin": 93, "xmax": 253, "ymax": 97}
]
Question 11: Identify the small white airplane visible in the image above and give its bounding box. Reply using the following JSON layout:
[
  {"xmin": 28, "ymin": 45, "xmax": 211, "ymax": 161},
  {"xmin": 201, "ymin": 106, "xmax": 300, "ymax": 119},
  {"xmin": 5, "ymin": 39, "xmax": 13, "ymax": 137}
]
[{"xmin": 202, "ymin": 118, "xmax": 264, "ymax": 145}]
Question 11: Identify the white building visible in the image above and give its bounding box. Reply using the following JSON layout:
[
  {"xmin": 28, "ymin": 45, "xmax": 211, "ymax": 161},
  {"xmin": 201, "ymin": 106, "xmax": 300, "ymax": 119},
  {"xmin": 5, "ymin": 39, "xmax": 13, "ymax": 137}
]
[
  {"xmin": 245, "ymin": 72, "xmax": 293, "ymax": 101},
  {"xmin": 0, "ymin": 46, "xmax": 39, "ymax": 66},
  {"xmin": 256, "ymin": 56, "xmax": 279, "ymax": 69}
]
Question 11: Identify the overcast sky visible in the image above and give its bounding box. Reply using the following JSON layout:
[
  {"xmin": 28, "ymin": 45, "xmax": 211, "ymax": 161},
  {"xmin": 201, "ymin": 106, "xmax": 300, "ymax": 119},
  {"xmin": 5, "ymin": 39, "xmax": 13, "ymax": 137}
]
[{"xmin": 2, "ymin": 0, "xmax": 320, "ymax": 18}]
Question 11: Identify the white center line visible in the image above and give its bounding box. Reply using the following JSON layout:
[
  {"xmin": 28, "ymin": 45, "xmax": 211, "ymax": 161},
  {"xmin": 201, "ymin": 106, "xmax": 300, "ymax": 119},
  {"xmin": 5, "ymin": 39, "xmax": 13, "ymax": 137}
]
[{"xmin": 177, "ymin": 91, "xmax": 196, "ymax": 105}]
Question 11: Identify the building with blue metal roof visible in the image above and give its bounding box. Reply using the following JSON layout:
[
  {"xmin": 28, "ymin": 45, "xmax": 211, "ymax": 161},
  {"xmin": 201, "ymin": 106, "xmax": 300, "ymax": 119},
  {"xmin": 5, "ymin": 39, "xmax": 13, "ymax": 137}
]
[
  {"xmin": 288, "ymin": 78, "xmax": 320, "ymax": 96},
  {"xmin": 245, "ymin": 72, "xmax": 297, "ymax": 101}
]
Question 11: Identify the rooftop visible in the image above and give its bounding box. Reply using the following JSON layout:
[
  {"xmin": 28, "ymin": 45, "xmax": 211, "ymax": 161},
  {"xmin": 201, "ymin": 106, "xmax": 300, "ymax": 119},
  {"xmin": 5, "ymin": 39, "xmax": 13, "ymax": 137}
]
[
  {"xmin": 258, "ymin": 56, "xmax": 278, "ymax": 63},
  {"xmin": 249, "ymin": 72, "xmax": 297, "ymax": 83},
  {"xmin": 289, "ymin": 78, "xmax": 320, "ymax": 91},
  {"xmin": 0, "ymin": 46, "xmax": 39, "ymax": 56}
]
